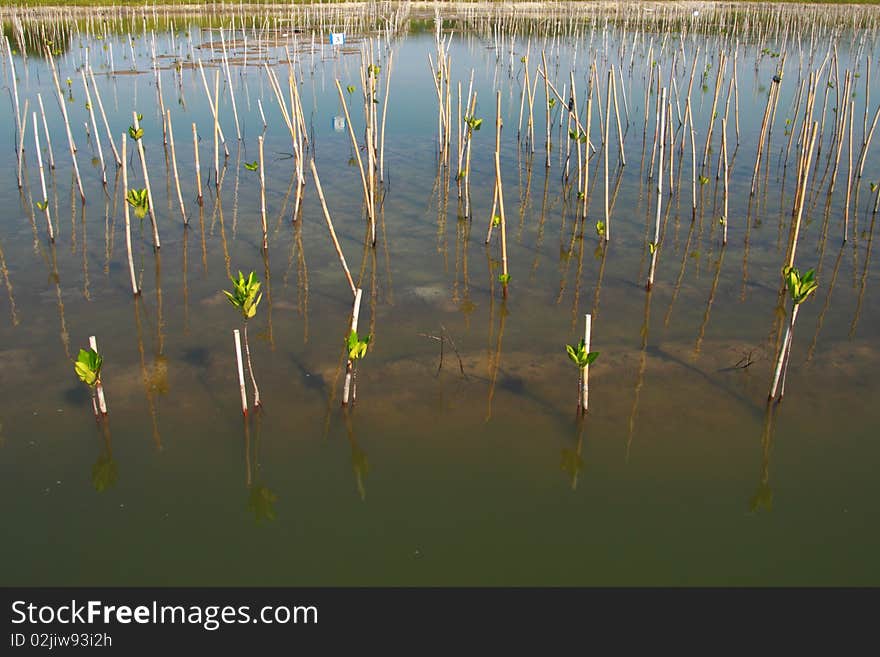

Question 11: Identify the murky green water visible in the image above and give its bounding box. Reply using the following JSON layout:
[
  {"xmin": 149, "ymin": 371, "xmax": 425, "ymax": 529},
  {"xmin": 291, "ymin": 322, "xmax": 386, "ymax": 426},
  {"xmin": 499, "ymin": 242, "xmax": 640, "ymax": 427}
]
[{"xmin": 0, "ymin": 4, "xmax": 879, "ymax": 585}]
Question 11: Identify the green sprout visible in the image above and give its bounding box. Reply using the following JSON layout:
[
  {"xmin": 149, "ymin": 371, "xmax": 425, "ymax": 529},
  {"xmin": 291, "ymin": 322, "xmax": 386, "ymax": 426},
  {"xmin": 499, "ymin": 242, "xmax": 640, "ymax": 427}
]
[
  {"xmin": 699, "ymin": 175, "xmax": 710, "ymax": 185},
  {"xmin": 491, "ymin": 215, "xmax": 501, "ymax": 228},
  {"xmin": 648, "ymin": 241, "xmax": 659, "ymax": 255},
  {"xmin": 223, "ymin": 271, "xmax": 262, "ymax": 320},
  {"xmin": 548, "ymin": 97, "xmax": 556, "ymax": 109},
  {"xmin": 74, "ymin": 347, "xmax": 103, "ymax": 387},
  {"xmin": 595, "ymin": 221, "xmax": 606, "ymax": 237},
  {"xmin": 126, "ymin": 188, "xmax": 149, "ymax": 219},
  {"xmin": 244, "ymin": 161, "xmax": 259, "ymax": 171},
  {"xmin": 498, "ymin": 273, "xmax": 511, "ymax": 285},
  {"xmin": 346, "ymin": 330, "xmax": 371, "ymax": 361},
  {"xmin": 128, "ymin": 125, "xmax": 144, "ymax": 141},
  {"xmin": 782, "ymin": 266, "xmax": 818, "ymax": 305},
  {"xmin": 346, "ymin": 84, "xmax": 355, "ymax": 95},
  {"xmin": 35, "ymin": 200, "xmax": 48, "ymax": 211},
  {"xmin": 464, "ymin": 115, "xmax": 483, "ymax": 131},
  {"xmin": 565, "ymin": 339, "xmax": 599, "ymax": 370},
  {"xmin": 569, "ymin": 129, "xmax": 588, "ymax": 144}
]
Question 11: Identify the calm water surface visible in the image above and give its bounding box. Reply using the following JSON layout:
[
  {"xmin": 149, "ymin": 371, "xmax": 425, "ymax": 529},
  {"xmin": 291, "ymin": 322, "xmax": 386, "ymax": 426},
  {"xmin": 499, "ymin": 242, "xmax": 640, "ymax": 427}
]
[{"xmin": 0, "ymin": 8, "xmax": 879, "ymax": 585}]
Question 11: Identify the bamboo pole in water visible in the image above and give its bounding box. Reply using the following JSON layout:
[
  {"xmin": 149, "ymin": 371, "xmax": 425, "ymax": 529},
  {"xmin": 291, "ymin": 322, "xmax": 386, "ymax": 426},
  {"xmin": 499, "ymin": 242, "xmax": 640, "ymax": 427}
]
[
  {"xmin": 33, "ymin": 112, "xmax": 54, "ymax": 242},
  {"xmin": 856, "ymin": 103, "xmax": 879, "ymax": 179},
  {"xmin": 89, "ymin": 335, "xmax": 108, "ymax": 415},
  {"xmin": 844, "ymin": 100, "xmax": 854, "ymax": 243},
  {"xmin": 192, "ymin": 123, "xmax": 203, "ymax": 206},
  {"xmin": 647, "ymin": 88, "xmax": 667, "ymax": 291},
  {"xmin": 721, "ymin": 118, "xmax": 729, "ymax": 245},
  {"xmin": 233, "ymin": 328, "xmax": 248, "ymax": 416},
  {"xmin": 258, "ymin": 135, "xmax": 267, "ymax": 251},
  {"xmin": 750, "ymin": 79, "xmax": 777, "ymax": 195},
  {"xmin": 213, "ymin": 69, "xmax": 220, "ymax": 191},
  {"xmin": 379, "ymin": 50, "xmax": 393, "ymax": 183},
  {"xmin": 580, "ymin": 313, "xmax": 592, "ymax": 413},
  {"xmin": 16, "ymin": 98, "xmax": 28, "ymax": 190},
  {"xmin": 37, "ymin": 94, "xmax": 55, "ymax": 170},
  {"xmin": 342, "ymin": 288, "xmax": 363, "ymax": 406},
  {"xmin": 495, "ymin": 91, "xmax": 509, "ymax": 297},
  {"xmin": 542, "ymin": 49, "xmax": 551, "ymax": 168},
  {"xmin": 88, "ymin": 67, "xmax": 120, "ymax": 167},
  {"xmin": 80, "ymin": 70, "xmax": 105, "ymax": 185},
  {"xmin": 121, "ymin": 135, "xmax": 139, "ymax": 296},
  {"xmin": 132, "ymin": 111, "xmax": 160, "ymax": 249},
  {"xmin": 334, "ymin": 80, "xmax": 374, "ymax": 238},
  {"xmin": 166, "ymin": 110, "xmax": 186, "ymax": 225},
  {"xmin": 309, "ymin": 158, "xmax": 357, "ymax": 298},
  {"xmin": 46, "ymin": 47, "xmax": 85, "ymax": 202}
]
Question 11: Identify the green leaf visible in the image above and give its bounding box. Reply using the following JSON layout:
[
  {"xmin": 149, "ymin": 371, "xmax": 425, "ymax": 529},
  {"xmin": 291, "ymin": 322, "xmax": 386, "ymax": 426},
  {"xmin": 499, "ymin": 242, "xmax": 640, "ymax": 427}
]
[
  {"xmin": 648, "ymin": 241, "xmax": 658, "ymax": 254},
  {"xmin": 699, "ymin": 175, "xmax": 710, "ymax": 185},
  {"xmin": 498, "ymin": 273, "xmax": 511, "ymax": 284},
  {"xmin": 346, "ymin": 84, "xmax": 355, "ymax": 95},
  {"xmin": 244, "ymin": 161, "xmax": 259, "ymax": 171},
  {"xmin": 595, "ymin": 221, "xmax": 606, "ymax": 237},
  {"xmin": 35, "ymin": 200, "xmax": 48, "ymax": 211},
  {"xmin": 346, "ymin": 329, "xmax": 371, "ymax": 361},
  {"xmin": 74, "ymin": 348, "xmax": 102, "ymax": 386},
  {"xmin": 492, "ymin": 215, "xmax": 501, "ymax": 227},
  {"xmin": 548, "ymin": 98, "xmax": 556, "ymax": 109},
  {"xmin": 136, "ymin": 113, "xmax": 143, "ymax": 121},
  {"xmin": 128, "ymin": 126, "xmax": 144, "ymax": 141}
]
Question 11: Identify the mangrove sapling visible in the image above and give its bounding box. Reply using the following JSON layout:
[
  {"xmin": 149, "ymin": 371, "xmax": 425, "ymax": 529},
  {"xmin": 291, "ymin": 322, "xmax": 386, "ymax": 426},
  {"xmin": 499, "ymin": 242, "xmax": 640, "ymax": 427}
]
[
  {"xmin": 566, "ymin": 313, "xmax": 598, "ymax": 415},
  {"xmin": 343, "ymin": 288, "xmax": 369, "ymax": 407},
  {"xmin": 768, "ymin": 266, "xmax": 819, "ymax": 402},
  {"xmin": 74, "ymin": 343, "xmax": 106, "ymax": 418},
  {"xmin": 223, "ymin": 271, "xmax": 263, "ymax": 410}
]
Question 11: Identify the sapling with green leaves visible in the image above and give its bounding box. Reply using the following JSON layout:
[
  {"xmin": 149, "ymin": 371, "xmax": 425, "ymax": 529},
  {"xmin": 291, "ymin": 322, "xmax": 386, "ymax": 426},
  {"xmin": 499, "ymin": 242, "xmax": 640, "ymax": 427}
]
[
  {"xmin": 74, "ymin": 337, "xmax": 107, "ymax": 417},
  {"xmin": 769, "ymin": 266, "xmax": 819, "ymax": 401},
  {"xmin": 566, "ymin": 314, "xmax": 598, "ymax": 414},
  {"xmin": 343, "ymin": 288, "xmax": 368, "ymax": 406},
  {"xmin": 126, "ymin": 188, "xmax": 149, "ymax": 219},
  {"xmin": 223, "ymin": 271, "xmax": 263, "ymax": 409}
]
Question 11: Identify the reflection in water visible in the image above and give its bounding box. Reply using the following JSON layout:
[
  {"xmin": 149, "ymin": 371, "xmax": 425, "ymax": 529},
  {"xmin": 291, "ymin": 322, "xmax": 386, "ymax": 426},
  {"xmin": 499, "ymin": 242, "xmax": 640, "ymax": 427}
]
[
  {"xmin": 244, "ymin": 412, "xmax": 277, "ymax": 522},
  {"xmin": 133, "ymin": 295, "xmax": 162, "ymax": 450},
  {"xmin": 850, "ymin": 210, "xmax": 875, "ymax": 338},
  {"xmin": 91, "ymin": 420, "xmax": 118, "ymax": 493},
  {"xmin": 0, "ymin": 238, "xmax": 18, "ymax": 327},
  {"xmin": 344, "ymin": 408, "xmax": 369, "ymax": 502},
  {"xmin": 561, "ymin": 416, "xmax": 587, "ymax": 491},
  {"xmin": 694, "ymin": 245, "xmax": 726, "ymax": 358},
  {"xmin": 806, "ymin": 244, "xmax": 845, "ymax": 363},
  {"xmin": 750, "ymin": 402, "xmax": 779, "ymax": 513},
  {"xmin": 627, "ymin": 288, "xmax": 653, "ymax": 462}
]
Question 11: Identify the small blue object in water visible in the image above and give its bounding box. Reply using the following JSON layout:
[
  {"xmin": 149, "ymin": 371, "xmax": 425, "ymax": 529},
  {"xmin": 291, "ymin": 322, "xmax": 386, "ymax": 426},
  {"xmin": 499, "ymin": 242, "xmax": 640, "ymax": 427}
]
[
  {"xmin": 333, "ymin": 116, "xmax": 345, "ymax": 132},
  {"xmin": 329, "ymin": 32, "xmax": 345, "ymax": 46}
]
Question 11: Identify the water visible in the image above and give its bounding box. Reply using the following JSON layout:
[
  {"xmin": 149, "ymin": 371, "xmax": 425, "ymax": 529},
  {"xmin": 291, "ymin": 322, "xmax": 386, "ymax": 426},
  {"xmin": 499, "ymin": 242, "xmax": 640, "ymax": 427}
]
[{"xmin": 0, "ymin": 4, "xmax": 879, "ymax": 585}]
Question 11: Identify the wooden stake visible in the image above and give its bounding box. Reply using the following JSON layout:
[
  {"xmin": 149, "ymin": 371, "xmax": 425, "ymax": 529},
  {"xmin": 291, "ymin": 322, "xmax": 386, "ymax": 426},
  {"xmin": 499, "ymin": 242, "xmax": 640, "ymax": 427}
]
[
  {"xmin": 89, "ymin": 335, "xmax": 108, "ymax": 415},
  {"xmin": 309, "ymin": 158, "xmax": 357, "ymax": 298},
  {"xmin": 121, "ymin": 135, "xmax": 139, "ymax": 296},
  {"xmin": 33, "ymin": 112, "xmax": 54, "ymax": 242},
  {"xmin": 342, "ymin": 288, "xmax": 363, "ymax": 406},
  {"xmin": 166, "ymin": 110, "xmax": 186, "ymax": 225},
  {"xmin": 192, "ymin": 123, "xmax": 202, "ymax": 206},
  {"xmin": 258, "ymin": 135, "xmax": 267, "ymax": 251},
  {"xmin": 233, "ymin": 328, "xmax": 248, "ymax": 416}
]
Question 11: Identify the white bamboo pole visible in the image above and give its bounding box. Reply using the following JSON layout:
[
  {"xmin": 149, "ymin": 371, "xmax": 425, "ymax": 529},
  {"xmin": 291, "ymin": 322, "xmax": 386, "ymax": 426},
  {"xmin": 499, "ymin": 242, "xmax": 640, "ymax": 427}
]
[
  {"xmin": 33, "ymin": 111, "xmax": 54, "ymax": 241},
  {"xmin": 121, "ymin": 135, "xmax": 139, "ymax": 296},
  {"xmin": 342, "ymin": 288, "xmax": 363, "ymax": 406},
  {"xmin": 89, "ymin": 335, "xmax": 108, "ymax": 415}
]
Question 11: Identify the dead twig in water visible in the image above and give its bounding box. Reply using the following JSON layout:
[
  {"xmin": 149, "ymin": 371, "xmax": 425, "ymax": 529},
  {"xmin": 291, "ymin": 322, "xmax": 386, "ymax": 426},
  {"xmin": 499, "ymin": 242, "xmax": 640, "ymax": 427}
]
[{"xmin": 418, "ymin": 324, "xmax": 467, "ymax": 378}]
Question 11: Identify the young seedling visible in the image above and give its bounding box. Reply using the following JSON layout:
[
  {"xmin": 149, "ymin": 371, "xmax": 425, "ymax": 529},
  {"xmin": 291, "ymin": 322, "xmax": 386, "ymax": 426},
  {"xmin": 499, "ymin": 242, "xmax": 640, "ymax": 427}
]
[
  {"xmin": 344, "ymin": 328, "xmax": 371, "ymax": 405},
  {"xmin": 769, "ymin": 267, "xmax": 818, "ymax": 401},
  {"xmin": 126, "ymin": 188, "xmax": 149, "ymax": 219},
  {"xmin": 74, "ymin": 343, "xmax": 107, "ymax": 418},
  {"xmin": 223, "ymin": 271, "xmax": 263, "ymax": 409},
  {"xmin": 566, "ymin": 316, "xmax": 599, "ymax": 415}
]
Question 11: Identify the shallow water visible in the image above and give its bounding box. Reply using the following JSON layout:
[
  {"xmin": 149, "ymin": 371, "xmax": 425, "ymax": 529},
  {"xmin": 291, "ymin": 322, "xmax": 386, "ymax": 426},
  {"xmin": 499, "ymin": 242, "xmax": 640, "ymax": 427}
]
[{"xmin": 0, "ymin": 5, "xmax": 879, "ymax": 585}]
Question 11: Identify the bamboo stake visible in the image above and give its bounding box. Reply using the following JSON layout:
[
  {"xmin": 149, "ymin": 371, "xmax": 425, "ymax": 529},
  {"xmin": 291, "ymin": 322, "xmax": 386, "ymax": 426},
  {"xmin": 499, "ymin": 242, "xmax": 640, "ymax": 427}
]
[
  {"xmin": 16, "ymin": 98, "xmax": 28, "ymax": 190},
  {"xmin": 80, "ymin": 70, "xmax": 105, "ymax": 185},
  {"xmin": 33, "ymin": 111, "xmax": 54, "ymax": 242},
  {"xmin": 334, "ymin": 80, "xmax": 374, "ymax": 237},
  {"xmin": 89, "ymin": 335, "xmax": 108, "ymax": 415},
  {"xmin": 342, "ymin": 288, "xmax": 363, "ymax": 406},
  {"xmin": 309, "ymin": 158, "xmax": 357, "ymax": 298},
  {"xmin": 132, "ymin": 112, "xmax": 159, "ymax": 249},
  {"xmin": 166, "ymin": 110, "xmax": 186, "ymax": 225},
  {"xmin": 233, "ymin": 328, "xmax": 248, "ymax": 416},
  {"xmin": 258, "ymin": 135, "xmax": 267, "ymax": 251},
  {"xmin": 721, "ymin": 118, "xmax": 729, "ymax": 245},
  {"xmin": 647, "ymin": 88, "xmax": 667, "ymax": 291},
  {"xmin": 580, "ymin": 313, "xmax": 591, "ymax": 413},
  {"xmin": 496, "ymin": 92, "xmax": 508, "ymax": 296},
  {"xmin": 121, "ymin": 135, "xmax": 139, "ymax": 296},
  {"xmin": 844, "ymin": 100, "xmax": 854, "ymax": 243},
  {"xmin": 87, "ymin": 67, "xmax": 120, "ymax": 167},
  {"xmin": 379, "ymin": 50, "xmax": 393, "ymax": 183},
  {"xmin": 47, "ymin": 48, "xmax": 84, "ymax": 202},
  {"xmin": 36, "ymin": 93, "xmax": 55, "ymax": 172},
  {"xmin": 213, "ymin": 69, "xmax": 220, "ymax": 190},
  {"xmin": 542, "ymin": 49, "xmax": 551, "ymax": 168},
  {"xmin": 192, "ymin": 122, "xmax": 202, "ymax": 206}
]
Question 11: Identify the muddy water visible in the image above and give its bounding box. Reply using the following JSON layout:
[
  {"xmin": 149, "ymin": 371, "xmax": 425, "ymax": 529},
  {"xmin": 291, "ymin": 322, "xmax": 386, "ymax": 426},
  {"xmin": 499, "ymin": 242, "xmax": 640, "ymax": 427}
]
[{"xmin": 0, "ymin": 14, "xmax": 878, "ymax": 585}]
